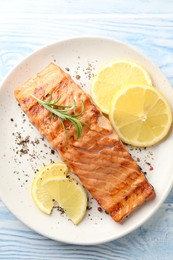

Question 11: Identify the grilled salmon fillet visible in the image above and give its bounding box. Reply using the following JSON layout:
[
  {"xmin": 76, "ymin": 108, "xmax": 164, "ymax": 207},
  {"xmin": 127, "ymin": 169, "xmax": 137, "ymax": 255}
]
[{"xmin": 14, "ymin": 63, "xmax": 155, "ymax": 222}]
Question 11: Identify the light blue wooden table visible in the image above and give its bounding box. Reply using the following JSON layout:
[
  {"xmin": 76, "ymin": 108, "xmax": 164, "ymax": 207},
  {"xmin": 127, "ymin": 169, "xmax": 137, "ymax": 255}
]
[{"xmin": 0, "ymin": 1, "xmax": 173, "ymax": 259}]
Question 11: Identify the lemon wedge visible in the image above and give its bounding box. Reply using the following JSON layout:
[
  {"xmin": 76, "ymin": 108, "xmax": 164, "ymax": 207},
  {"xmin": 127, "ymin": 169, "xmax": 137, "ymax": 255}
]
[
  {"xmin": 31, "ymin": 162, "xmax": 68, "ymax": 214},
  {"xmin": 109, "ymin": 85, "xmax": 172, "ymax": 147},
  {"xmin": 31, "ymin": 162, "xmax": 87, "ymax": 224},
  {"xmin": 90, "ymin": 59, "xmax": 152, "ymax": 114},
  {"xmin": 43, "ymin": 176, "xmax": 87, "ymax": 225}
]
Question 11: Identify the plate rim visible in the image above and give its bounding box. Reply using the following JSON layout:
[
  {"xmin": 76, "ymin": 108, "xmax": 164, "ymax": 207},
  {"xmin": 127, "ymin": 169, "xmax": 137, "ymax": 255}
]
[{"xmin": 0, "ymin": 36, "xmax": 173, "ymax": 245}]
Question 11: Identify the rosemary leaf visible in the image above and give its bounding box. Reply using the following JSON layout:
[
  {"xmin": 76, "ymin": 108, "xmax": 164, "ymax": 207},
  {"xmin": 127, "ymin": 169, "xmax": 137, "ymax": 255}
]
[{"xmin": 31, "ymin": 93, "xmax": 87, "ymax": 139}]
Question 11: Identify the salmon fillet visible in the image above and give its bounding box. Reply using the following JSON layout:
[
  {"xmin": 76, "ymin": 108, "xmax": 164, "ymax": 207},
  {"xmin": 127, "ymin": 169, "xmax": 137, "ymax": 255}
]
[{"xmin": 14, "ymin": 63, "xmax": 155, "ymax": 222}]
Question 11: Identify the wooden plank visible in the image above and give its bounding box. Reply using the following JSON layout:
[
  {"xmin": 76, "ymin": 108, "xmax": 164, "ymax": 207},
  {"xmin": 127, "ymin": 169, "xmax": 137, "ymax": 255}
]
[{"xmin": 1, "ymin": 0, "xmax": 173, "ymax": 15}]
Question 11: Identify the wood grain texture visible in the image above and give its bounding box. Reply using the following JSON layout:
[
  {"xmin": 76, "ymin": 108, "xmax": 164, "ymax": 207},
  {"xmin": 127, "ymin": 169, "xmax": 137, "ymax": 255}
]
[
  {"xmin": 1, "ymin": 0, "xmax": 173, "ymax": 14},
  {"xmin": 0, "ymin": 2, "xmax": 173, "ymax": 259}
]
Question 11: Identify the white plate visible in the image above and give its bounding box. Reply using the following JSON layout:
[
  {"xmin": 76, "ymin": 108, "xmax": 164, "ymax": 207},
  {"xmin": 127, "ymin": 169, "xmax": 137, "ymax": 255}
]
[{"xmin": 0, "ymin": 37, "xmax": 173, "ymax": 245}]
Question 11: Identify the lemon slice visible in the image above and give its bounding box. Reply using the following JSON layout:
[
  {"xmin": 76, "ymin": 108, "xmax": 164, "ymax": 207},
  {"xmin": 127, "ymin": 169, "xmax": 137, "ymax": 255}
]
[
  {"xmin": 90, "ymin": 59, "xmax": 152, "ymax": 114},
  {"xmin": 31, "ymin": 162, "xmax": 68, "ymax": 214},
  {"xmin": 109, "ymin": 85, "xmax": 172, "ymax": 147},
  {"xmin": 42, "ymin": 177, "xmax": 87, "ymax": 225}
]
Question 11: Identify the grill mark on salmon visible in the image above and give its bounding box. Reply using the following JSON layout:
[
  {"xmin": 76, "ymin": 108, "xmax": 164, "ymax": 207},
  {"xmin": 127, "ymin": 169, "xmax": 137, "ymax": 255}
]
[
  {"xmin": 70, "ymin": 169, "xmax": 143, "ymax": 200},
  {"xmin": 14, "ymin": 63, "xmax": 155, "ymax": 223}
]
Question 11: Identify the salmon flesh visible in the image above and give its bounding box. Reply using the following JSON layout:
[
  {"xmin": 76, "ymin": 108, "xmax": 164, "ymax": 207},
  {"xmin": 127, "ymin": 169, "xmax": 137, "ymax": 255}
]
[{"xmin": 14, "ymin": 63, "xmax": 155, "ymax": 222}]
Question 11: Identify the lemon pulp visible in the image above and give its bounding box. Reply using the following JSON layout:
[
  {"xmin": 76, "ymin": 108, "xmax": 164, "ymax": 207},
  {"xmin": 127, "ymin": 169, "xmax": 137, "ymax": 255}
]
[
  {"xmin": 31, "ymin": 162, "xmax": 68, "ymax": 214},
  {"xmin": 90, "ymin": 59, "xmax": 152, "ymax": 114},
  {"xmin": 109, "ymin": 85, "xmax": 172, "ymax": 147},
  {"xmin": 31, "ymin": 162, "xmax": 87, "ymax": 224},
  {"xmin": 43, "ymin": 177, "xmax": 87, "ymax": 224}
]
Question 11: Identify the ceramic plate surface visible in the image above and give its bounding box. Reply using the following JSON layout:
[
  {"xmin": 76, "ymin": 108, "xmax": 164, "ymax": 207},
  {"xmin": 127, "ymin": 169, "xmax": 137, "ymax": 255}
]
[{"xmin": 0, "ymin": 37, "xmax": 173, "ymax": 245}]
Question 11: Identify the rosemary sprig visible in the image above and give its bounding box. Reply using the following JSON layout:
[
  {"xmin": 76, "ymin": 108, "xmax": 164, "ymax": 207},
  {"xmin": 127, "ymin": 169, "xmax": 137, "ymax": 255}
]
[{"xmin": 31, "ymin": 93, "xmax": 87, "ymax": 139}]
